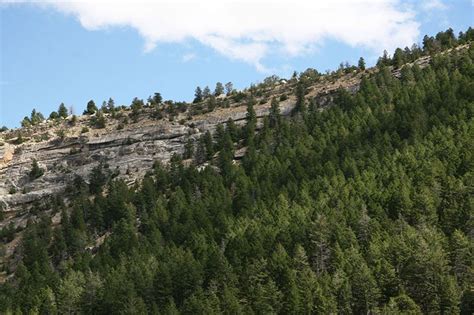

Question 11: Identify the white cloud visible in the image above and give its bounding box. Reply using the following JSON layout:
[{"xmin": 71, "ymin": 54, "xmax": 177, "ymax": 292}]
[
  {"xmin": 20, "ymin": 0, "xmax": 421, "ymax": 71},
  {"xmin": 421, "ymin": 0, "xmax": 447, "ymax": 11},
  {"xmin": 181, "ymin": 53, "xmax": 196, "ymax": 63}
]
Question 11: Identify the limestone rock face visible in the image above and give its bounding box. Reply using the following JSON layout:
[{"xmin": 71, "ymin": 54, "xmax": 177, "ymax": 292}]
[
  {"xmin": 1, "ymin": 47, "xmax": 448, "ymax": 223},
  {"xmin": 0, "ymin": 144, "xmax": 14, "ymax": 165},
  {"xmin": 0, "ymin": 121, "xmax": 194, "ymax": 218},
  {"xmin": 1, "ymin": 100, "xmax": 305, "ymax": 220}
]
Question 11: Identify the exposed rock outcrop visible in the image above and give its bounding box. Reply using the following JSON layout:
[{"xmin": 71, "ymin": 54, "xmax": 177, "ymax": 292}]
[{"xmin": 2, "ymin": 46, "xmax": 461, "ymax": 224}]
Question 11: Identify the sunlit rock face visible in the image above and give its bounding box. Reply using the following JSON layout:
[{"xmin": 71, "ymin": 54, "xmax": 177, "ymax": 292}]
[{"xmin": 2, "ymin": 46, "xmax": 446, "ymax": 223}]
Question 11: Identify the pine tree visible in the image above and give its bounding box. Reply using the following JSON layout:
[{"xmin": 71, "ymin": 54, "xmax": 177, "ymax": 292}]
[
  {"xmin": 194, "ymin": 87, "xmax": 203, "ymax": 103},
  {"xmin": 183, "ymin": 138, "xmax": 194, "ymax": 159},
  {"xmin": 244, "ymin": 97, "xmax": 257, "ymax": 145},
  {"xmin": 58, "ymin": 103, "xmax": 68, "ymax": 118},
  {"xmin": 107, "ymin": 97, "xmax": 115, "ymax": 113},
  {"xmin": 203, "ymin": 130, "xmax": 214, "ymax": 160},
  {"xmin": 153, "ymin": 92, "xmax": 163, "ymax": 104},
  {"xmin": 29, "ymin": 159, "xmax": 44, "ymax": 180},
  {"xmin": 225, "ymin": 82, "xmax": 233, "ymax": 95},
  {"xmin": 293, "ymin": 81, "xmax": 306, "ymax": 115},
  {"xmin": 269, "ymin": 97, "xmax": 281, "ymax": 128},
  {"xmin": 29, "ymin": 109, "xmax": 45, "ymax": 125},
  {"xmin": 203, "ymin": 86, "xmax": 211, "ymax": 99},
  {"xmin": 218, "ymin": 130, "xmax": 234, "ymax": 179},
  {"xmin": 214, "ymin": 82, "xmax": 224, "ymax": 96},
  {"xmin": 393, "ymin": 48, "xmax": 405, "ymax": 67},
  {"xmin": 358, "ymin": 57, "xmax": 366, "ymax": 70},
  {"xmin": 226, "ymin": 118, "xmax": 239, "ymax": 142},
  {"xmin": 89, "ymin": 163, "xmax": 107, "ymax": 194},
  {"xmin": 57, "ymin": 270, "xmax": 86, "ymax": 314},
  {"xmin": 85, "ymin": 100, "xmax": 98, "ymax": 115}
]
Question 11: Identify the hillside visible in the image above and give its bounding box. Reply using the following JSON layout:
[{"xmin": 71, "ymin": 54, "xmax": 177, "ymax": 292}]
[
  {"xmin": 0, "ymin": 55, "xmax": 376, "ymax": 218},
  {"xmin": 0, "ymin": 29, "xmax": 473, "ymax": 314},
  {"xmin": 0, "ymin": 44, "xmax": 464, "ymax": 218}
]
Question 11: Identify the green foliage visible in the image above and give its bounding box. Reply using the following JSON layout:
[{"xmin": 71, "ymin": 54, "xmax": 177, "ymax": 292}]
[
  {"xmin": 207, "ymin": 96, "xmax": 216, "ymax": 112},
  {"xmin": 152, "ymin": 92, "xmax": 163, "ymax": 105},
  {"xmin": 29, "ymin": 158, "xmax": 44, "ymax": 180},
  {"xmin": 183, "ymin": 138, "xmax": 194, "ymax": 159},
  {"xmin": 92, "ymin": 111, "xmax": 106, "ymax": 128},
  {"xmin": 232, "ymin": 91, "xmax": 246, "ymax": 102},
  {"xmin": 203, "ymin": 86, "xmax": 211, "ymax": 99},
  {"xmin": 225, "ymin": 81, "xmax": 233, "ymax": 95},
  {"xmin": 84, "ymin": 100, "xmax": 98, "ymax": 115},
  {"xmin": 57, "ymin": 270, "xmax": 85, "ymax": 314},
  {"xmin": 31, "ymin": 109, "xmax": 45, "ymax": 125},
  {"xmin": 193, "ymin": 86, "xmax": 203, "ymax": 103},
  {"xmin": 269, "ymin": 97, "xmax": 281, "ymax": 128},
  {"xmin": 56, "ymin": 128, "xmax": 66, "ymax": 140},
  {"xmin": 358, "ymin": 56, "xmax": 366, "ymax": 70},
  {"xmin": 89, "ymin": 163, "xmax": 108, "ymax": 194},
  {"xmin": 2, "ymin": 30, "xmax": 473, "ymax": 315},
  {"xmin": 214, "ymin": 82, "xmax": 224, "ymax": 96},
  {"xmin": 0, "ymin": 222, "xmax": 16, "ymax": 243},
  {"xmin": 106, "ymin": 97, "xmax": 115, "ymax": 114},
  {"xmin": 58, "ymin": 103, "xmax": 68, "ymax": 118},
  {"xmin": 49, "ymin": 111, "xmax": 59, "ymax": 120},
  {"xmin": 243, "ymin": 97, "xmax": 257, "ymax": 146},
  {"xmin": 22, "ymin": 109, "xmax": 45, "ymax": 127},
  {"xmin": 130, "ymin": 97, "xmax": 144, "ymax": 122},
  {"xmin": 293, "ymin": 80, "xmax": 306, "ymax": 114}
]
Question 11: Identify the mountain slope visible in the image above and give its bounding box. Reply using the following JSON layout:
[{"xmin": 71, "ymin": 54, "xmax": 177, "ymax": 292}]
[
  {"xmin": 0, "ymin": 32, "xmax": 473, "ymax": 314},
  {"xmin": 0, "ymin": 44, "xmax": 468, "ymax": 218}
]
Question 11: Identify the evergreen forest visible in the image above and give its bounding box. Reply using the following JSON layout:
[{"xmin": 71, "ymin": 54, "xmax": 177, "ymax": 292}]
[{"xmin": 1, "ymin": 29, "xmax": 473, "ymax": 314}]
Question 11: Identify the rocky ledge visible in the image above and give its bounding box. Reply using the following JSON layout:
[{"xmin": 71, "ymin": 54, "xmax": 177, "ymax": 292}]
[{"xmin": 2, "ymin": 45, "xmax": 462, "ymax": 225}]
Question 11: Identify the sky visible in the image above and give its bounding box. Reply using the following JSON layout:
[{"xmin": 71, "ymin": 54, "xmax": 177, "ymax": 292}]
[{"xmin": 0, "ymin": 0, "xmax": 473, "ymax": 128}]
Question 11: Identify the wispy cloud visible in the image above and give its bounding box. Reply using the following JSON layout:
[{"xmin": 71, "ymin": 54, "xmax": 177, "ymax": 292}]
[
  {"xmin": 421, "ymin": 0, "xmax": 448, "ymax": 11},
  {"xmin": 13, "ymin": 0, "xmax": 421, "ymax": 72},
  {"xmin": 181, "ymin": 53, "xmax": 196, "ymax": 63}
]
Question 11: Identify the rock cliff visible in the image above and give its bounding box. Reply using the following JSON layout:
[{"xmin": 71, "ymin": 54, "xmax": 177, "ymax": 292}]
[{"xmin": 1, "ymin": 45, "xmax": 466, "ymax": 227}]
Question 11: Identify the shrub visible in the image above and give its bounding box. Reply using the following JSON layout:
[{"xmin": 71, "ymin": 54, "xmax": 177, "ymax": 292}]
[
  {"xmin": 56, "ymin": 129, "xmax": 66, "ymax": 140},
  {"xmin": 29, "ymin": 159, "xmax": 44, "ymax": 180},
  {"xmin": 49, "ymin": 111, "xmax": 59, "ymax": 120},
  {"xmin": 92, "ymin": 112, "xmax": 106, "ymax": 128},
  {"xmin": 232, "ymin": 92, "xmax": 246, "ymax": 103},
  {"xmin": 70, "ymin": 115, "xmax": 78, "ymax": 125},
  {"xmin": 14, "ymin": 133, "xmax": 25, "ymax": 144}
]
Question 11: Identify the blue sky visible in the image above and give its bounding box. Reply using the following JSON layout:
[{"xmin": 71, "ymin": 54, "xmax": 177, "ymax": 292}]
[{"xmin": 1, "ymin": 0, "xmax": 473, "ymax": 128}]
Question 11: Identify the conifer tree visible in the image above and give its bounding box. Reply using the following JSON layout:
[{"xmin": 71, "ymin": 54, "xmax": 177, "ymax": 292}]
[
  {"xmin": 29, "ymin": 159, "xmax": 44, "ymax": 179},
  {"xmin": 58, "ymin": 103, "xmax": 68, "ymax": 118},
  {"xmin": 269, "ymin": 97, "xmax": 281, "ymax": 128},
  {"xmin": 358, "ymin": 57, "xmax": 366, "ymax": 70},
  {"xmin": 293, "ymin": 81, "xmax": 306, "ymax": 115},
  {"xmin": 84, "ymin": 100, "xmax": 97, "ymax": 115}
]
